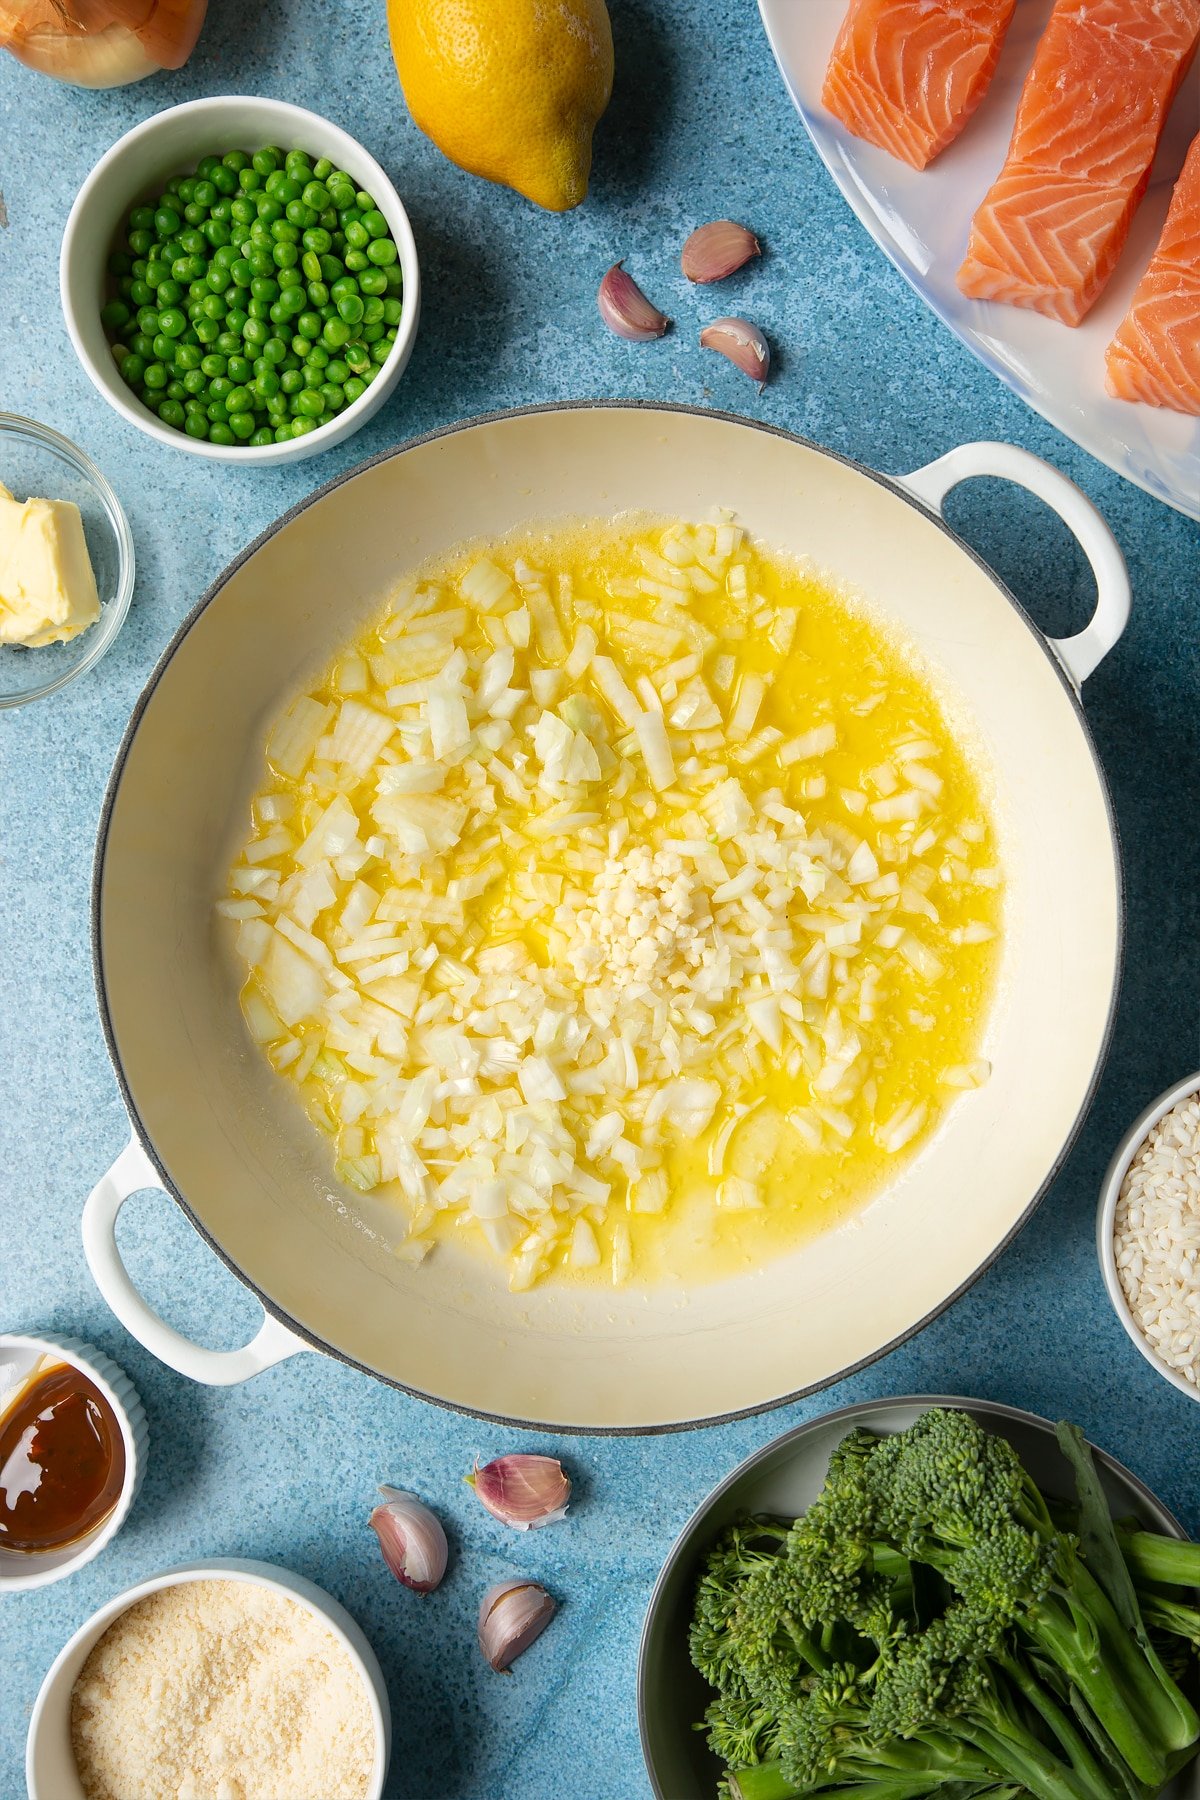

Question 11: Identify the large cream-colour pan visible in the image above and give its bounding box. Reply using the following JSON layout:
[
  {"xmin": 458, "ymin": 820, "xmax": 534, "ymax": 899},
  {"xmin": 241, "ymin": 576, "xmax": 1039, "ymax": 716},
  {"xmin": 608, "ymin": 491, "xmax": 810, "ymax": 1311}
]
[{"xmin": 86, "ymin": 405, "xmax": 1128, "ymax": 1432}]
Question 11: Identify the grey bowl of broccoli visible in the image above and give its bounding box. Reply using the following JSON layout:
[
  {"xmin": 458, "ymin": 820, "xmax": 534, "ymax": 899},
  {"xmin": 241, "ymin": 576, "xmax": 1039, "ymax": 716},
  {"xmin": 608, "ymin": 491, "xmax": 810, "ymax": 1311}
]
[{"xmin": 638, "ymin": 1398, "xmax": 1200, "ymax": 1800}]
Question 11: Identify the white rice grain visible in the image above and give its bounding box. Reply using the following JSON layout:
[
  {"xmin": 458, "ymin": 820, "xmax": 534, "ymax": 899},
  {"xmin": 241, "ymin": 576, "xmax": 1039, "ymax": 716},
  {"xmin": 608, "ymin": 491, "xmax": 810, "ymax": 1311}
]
[{"xmin": 1114, "ymin": 1094, "xmax": 1200, "ymax": 1385}]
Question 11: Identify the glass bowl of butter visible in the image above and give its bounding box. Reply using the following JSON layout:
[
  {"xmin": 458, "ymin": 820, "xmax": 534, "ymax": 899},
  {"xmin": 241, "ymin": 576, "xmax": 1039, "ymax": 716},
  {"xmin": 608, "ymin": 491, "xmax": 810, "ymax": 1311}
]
[{"xmin": 0, "ymin": 414, "xmax": 134, "ymax": 708}]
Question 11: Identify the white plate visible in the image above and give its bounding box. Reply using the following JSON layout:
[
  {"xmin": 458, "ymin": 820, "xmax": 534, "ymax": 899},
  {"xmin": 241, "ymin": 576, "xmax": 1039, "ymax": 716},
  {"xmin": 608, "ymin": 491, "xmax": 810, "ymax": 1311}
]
[{"xmin": 759, "ymin": 0, "xmax": 1200, "ymax": 519}]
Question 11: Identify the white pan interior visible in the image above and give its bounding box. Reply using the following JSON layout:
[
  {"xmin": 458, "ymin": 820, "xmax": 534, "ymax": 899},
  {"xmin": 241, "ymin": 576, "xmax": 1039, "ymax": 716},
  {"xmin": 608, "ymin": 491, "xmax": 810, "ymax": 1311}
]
[{"xmin": 96, "ymin": 406, "xmax": 1120, "ymax": 1430}]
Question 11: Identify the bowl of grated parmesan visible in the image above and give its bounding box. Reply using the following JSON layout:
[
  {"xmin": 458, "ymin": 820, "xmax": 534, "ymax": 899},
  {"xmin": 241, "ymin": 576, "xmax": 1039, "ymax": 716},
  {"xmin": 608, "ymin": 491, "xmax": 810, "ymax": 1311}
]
[
  {"xmin": 1098, "ymin": 1071, "xmax": 1200, "ymax": 1405},
  {"xmin": 25, "ymin": 1558, "xmax": 389, "ymax": 1800}
]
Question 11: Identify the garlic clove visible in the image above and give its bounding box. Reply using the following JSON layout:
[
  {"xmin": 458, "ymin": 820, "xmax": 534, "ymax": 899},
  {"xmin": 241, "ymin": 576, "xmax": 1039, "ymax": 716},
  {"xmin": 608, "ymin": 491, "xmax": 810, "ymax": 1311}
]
[
  {"xmin": 468, "ymin": 1454, "xmax": 572, "ymax": 1530},
  {"xmin": 369, "ymin": 1486, "xmax": 448, "ymax": 1594},
  {"xmin": 478, "ymin": 1579, "xmax": 557, "ymax": 1671},
  {"xmin": 700, "ymin": 317, "xmax": 771, "ymax": 390},
  {"xmin": 598, "ymin": 262, "xmax": 671, "ymax": 341},
  {"xmin": 681, "ymin": 220, "xmax": 762, "ymax": 284}
]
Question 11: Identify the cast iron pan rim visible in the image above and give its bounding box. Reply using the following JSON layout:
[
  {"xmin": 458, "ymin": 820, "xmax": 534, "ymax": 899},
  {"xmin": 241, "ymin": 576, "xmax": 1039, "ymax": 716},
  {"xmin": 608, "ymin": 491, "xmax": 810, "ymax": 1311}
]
[
  {"xmin": 90, "ymin": 399, "xmax": 1127, "ymax": 1435},
  {"xmin": 636, "ymin": 1392, "xmax": 1185, "ymax": 1800}
]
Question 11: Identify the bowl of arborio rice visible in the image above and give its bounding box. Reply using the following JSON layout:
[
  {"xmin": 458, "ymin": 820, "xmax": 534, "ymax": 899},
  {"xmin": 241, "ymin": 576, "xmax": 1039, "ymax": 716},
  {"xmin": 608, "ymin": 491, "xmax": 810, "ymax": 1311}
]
[
  {"xmin": 25, "ymin": 1558, "xmax": 389, "ymax": 1800},
  {"xmin": 1098, "ymin": 1071, "xmax": 1200, "ymax": 1404}
]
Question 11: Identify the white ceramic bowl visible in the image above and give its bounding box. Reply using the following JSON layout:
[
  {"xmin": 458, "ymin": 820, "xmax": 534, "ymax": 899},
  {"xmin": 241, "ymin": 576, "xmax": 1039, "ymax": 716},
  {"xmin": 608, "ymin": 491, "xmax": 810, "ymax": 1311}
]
[
  {"xmin": 60, "ymin": 96, "xmax": 421, "ymax": 466},
  {"xmin": 1098, "ymin": 1070, "xmax": 1200, "ymax": 1404},
  {"xmin": 0, "ymin": 1334, "xmax": 145, "ymax": 1592},
  {"xmin": 26, "ymin": 1557, "xmax": 391, "ymax": 1800}
]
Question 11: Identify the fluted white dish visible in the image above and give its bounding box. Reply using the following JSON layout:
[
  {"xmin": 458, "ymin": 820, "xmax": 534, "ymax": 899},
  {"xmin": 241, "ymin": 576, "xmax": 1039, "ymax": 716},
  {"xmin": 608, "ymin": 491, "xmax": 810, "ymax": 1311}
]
[
  {"xmin": 0, "ymin": 1333, "xmax": 146, "ymax": 1592},
  {"xmin": 759, "ymin": 0, "xmax": 1200, "ymax": 519}
]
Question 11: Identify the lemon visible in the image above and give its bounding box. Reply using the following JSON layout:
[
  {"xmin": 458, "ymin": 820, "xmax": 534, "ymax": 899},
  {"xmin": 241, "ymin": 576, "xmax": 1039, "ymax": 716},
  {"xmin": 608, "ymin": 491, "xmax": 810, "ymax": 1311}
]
[{"xmin": 388, "ymin": 0, "xmax": 614, "ymax": 213}]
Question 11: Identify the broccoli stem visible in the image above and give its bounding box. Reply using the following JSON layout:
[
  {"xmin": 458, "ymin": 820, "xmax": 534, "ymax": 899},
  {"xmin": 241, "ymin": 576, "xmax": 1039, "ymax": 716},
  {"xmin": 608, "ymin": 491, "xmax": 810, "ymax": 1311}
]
[
  {"xmin": 995, "ymin": 1651, "xmax": 1117, "ymax": 1798},
  {"xmin": 725, "ymin": 1758, "xmax": 1002, "ymax": 1800},
  {"xmin": 1140, "ymin": 1590, "xmax": 1200, "ymax": 1648},
  {"xmin": 1120, "ymin": 1529, "xmax": 1200, "ymax": 1592}
]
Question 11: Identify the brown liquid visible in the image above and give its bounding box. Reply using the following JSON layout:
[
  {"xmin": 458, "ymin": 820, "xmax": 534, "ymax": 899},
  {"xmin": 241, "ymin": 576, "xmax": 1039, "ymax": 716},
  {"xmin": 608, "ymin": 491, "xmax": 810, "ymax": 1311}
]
[{"xmin": 0, "ymin": 1362, "xmax": 125, "ymax": 1552}]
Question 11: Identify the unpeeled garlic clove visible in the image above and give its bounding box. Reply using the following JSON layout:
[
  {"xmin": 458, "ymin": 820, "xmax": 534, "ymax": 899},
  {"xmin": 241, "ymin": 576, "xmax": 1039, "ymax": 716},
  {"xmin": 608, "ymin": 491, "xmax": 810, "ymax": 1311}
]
[
  {"xmin": 468, "ymin": 1454, "xmax": 571, "ymax": 1530},
  {"xmin": 700, "ymin": 317, "xmax": 771, "ymax": 390},
  {"xmin": 368, "ymin": 1486, "xmax": 448, "ymax": 1594},
  {"xmin": 681, "ymin": 220, "xmax": 762, "ymax": 284},
  {"xmin": 598, "ymin": 262, "xmax": 671, "ymax": 341},
  {"xmin": 478, "ymin": 1579, "xmax": 557, "ymax": 1671}
]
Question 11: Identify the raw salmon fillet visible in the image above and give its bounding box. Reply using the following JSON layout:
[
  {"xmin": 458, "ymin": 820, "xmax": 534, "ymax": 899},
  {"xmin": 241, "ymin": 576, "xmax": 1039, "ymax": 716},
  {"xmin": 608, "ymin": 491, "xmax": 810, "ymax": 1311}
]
[
  {"xmin": 821, "ymin": 0, "xmax": 1018, "ymax": 171},
  {"xmin": 1106, "ymin": 130, "xmax": 1200, "ymax": 411},
  {"xmin": 957, "ymin": 0, "xmax": 1200, "ymax": 325}
]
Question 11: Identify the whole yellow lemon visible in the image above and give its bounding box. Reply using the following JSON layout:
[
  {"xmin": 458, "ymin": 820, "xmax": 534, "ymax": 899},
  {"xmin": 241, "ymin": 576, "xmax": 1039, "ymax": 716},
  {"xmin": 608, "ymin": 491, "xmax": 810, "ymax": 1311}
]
[{"xmin": 387, "ymin": 0, "xmax": 614, "ymax": 212}]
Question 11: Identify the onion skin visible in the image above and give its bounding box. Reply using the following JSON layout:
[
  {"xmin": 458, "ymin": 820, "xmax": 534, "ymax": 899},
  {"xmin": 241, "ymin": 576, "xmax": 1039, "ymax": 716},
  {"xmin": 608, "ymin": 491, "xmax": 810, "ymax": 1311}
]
[
  {"xmin": 0, "ymin": 0, "xmax": 205, "ymax": 85},
  {"xmin": 700, "ymin": 316, "xmax": 771, "ymax": 390},
  {"xmin": 369, "ymin": 1486, "xmax": 448, "ymax": 1594},
  {"xmin": 598, "ymin": 262, "xmax": 671, "ymax": 342},
  {"xmin": 469, "ymin": 1454, "xmax": 572, "ymax": 1530},
  {"xmin": 681, "ymin": 220, "xmax": 761, "ymax": 284},
  {"xmin": 478, "ymin": 1579, "xmax": 557, "ymax": 1670}
]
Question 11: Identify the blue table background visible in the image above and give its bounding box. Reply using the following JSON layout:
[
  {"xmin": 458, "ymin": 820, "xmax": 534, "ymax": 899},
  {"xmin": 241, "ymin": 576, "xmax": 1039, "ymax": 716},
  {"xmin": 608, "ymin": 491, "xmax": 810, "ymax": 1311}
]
[{"xmin": 2, "ymin": 2, "xmax": 1198, "ymax": 1795}]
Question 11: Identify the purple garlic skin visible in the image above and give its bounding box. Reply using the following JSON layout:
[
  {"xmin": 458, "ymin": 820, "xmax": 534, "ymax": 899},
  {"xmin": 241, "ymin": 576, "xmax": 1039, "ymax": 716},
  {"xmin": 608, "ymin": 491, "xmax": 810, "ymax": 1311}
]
[
  {"xmin": 682, "ymin": 220, "xmax": 762, "ymax": 283},
  {"xmin": 369, "ymin": 1486, "xmax": 448, "ymax": 1594},
  {"xmin": 469, "ymin": 1454, "xmax": 572, "ymax": 1531},
  {"xmin": 598, "ymin": 262, "xmax": 671, "ymax": 341},
  {"xmin": 700, "ymin": 316, "xmax": 771, "ymax": 390},
  {"xmin": 478, "ymin": 1579, "xmax": 557, "ymax": 1671}
]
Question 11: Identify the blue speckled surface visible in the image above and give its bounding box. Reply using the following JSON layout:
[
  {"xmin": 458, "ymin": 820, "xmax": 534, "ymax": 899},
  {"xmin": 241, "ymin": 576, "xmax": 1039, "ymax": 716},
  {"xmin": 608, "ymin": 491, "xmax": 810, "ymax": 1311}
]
[{"xmin": 1, "ymin": 2, "xmax": 1199, "ymax": 1796}]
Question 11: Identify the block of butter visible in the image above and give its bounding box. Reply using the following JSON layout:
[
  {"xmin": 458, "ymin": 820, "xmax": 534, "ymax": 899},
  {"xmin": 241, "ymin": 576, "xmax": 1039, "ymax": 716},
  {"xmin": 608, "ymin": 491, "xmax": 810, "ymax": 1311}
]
[{"xmin": 0, "ymin": 481, "xmax": 102, "ymax": 648}]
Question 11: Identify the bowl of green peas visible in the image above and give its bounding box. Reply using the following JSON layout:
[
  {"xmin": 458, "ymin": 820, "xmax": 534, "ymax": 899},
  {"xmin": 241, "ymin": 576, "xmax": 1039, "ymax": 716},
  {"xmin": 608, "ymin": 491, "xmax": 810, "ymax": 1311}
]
[{"xmin": 60, "ymin": 96, "xmax": 420, "ymax": 463}]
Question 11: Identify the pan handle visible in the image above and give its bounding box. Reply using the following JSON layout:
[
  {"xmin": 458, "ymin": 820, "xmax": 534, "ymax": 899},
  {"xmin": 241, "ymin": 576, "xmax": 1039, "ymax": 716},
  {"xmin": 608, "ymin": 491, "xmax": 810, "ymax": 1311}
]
[
  {"xmin": 896, "ymin": 442, "xmax": 1130, "ymax": 689},
  {"xmin": 82, "ymin": 1137, "xmax": 309, "ymax": 1386}
]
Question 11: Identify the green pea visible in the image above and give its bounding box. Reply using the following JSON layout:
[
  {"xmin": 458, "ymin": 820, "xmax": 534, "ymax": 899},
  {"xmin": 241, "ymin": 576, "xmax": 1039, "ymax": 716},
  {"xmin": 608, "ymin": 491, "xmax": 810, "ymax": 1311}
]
[
  {"xmin": 285, "ymin": 200, "xmax": 316, "ymax": 229},
  {"xmin": 336, "ymin": 294, "xmax": 364, "ymax": 326},
  {"xmin": 203, "ymin": 219, "xmax": 232, "ymax": 248},
  {"xmin": 345, "ymin": 249, "xmax": 369, "ymax": 273},
  {"xmin": 328, "ymin": 177, "xmax": 355, "ymax": 209},
  {"xmin": 226, "ymin": 353, "xmax": 252, "ymax": 383},
  {"xmin": 121, "ymin": 352, "xmax": 146, "ymax": 382},
  {"xmin": 267, "ymin": 394, "xmax": 290, "ymax": 419},
  {"xmin": 319, "ymin": 207, "xmax": 338, "ymax": 231},
  {"xmin": 182, "ymin": 202, "xmax": 206, "ymax": 227},
  {"xmin": 273, "ymin": 242, "xmax": 299, "ymax": 268},
  {"xmin": 271, "ymin": 219, "xmax": 300, "ymax": 244},
  {"xmin": 208, "ymin": 375, "xmax": 232, "ymax": 399},
  {"xmin": 185, "ymin": 412, "xmax": 210, "ymax": 439},
  {"xmin": 207, "ymin": 398, "xmax": 229, "ymax": 422},
  {"xmin": 249, "ymin": 275, "xmax": 278, "ymax": 304},
  {"xmin": 252, "ymin": 147, "xmax": 280, "ymax": 177},
  {"xmin": 324, "ymin": 357, "xmax": 350, "ymax": 383},
  {"xmin": 129, "ymin": 331, "xmax": 154, "ymax": 359},
  {"xmin": 358, "ymin": 268, "xmax": 387, "ymax": 297},
  {"xmin": 255, "ymin": 369, "xmax": 281, "ymax": 399},
  {"xmin": 212, "ymin": 199, "xmax": 234, "ymax": 224},
  {"xmin": 217, "ymin": 330, "xmax": 242, "ymax": 355},
  {"xmin": 101, "ymin": 299, "xmax": 131, "ymax": 332},
  {"xmin": 143, "ymin": 361, "xmax": 168, "ymax": 390},
  {"xmin": 195, "ymin": 317, "xmax": 220, "ymax": 344},
  {"xmin": 159, "ymin": 398, "xmax": 186, "ymax": 428},
  {"xmin": 243, "ymin": 316, "xmax": 269, "ymax": 347},
  {"xmin": 255, "ymin": 196, "xmax": 284, "ymax": 226},
  {"xmin": 238, "ymin": 169, "xmax": 261, "ymax": 196},
  {"xmin": 280, "ymin": 368, "xmax": 303, "ymax": 394},
  {"xmin": 361, "ymin": 208, "xmax": 388, "ymax": 240},
  {"xmin": 285, "ymin": 148, "xmax": 311, "ymax": 173},
  {"xmin": 343, "ymin": 341, "xmax": 371, "ymax": 374},
  {"xmin": 209, "ymin": 422, "xmax": 236, "ymax": 445},
  {"xmin": 230, "ymin": 258, "xmax": 252, "ymax": 287},
  {"xmin": 305, "ymin": 344, "xmax": 329, "ymax": 371},
  {"xmin": 306, "ymin": 280, "xmax": 330, "ymax": 308},
  {"xmin": 167, "ymin": 377, "xmax": 188, "ymax": 399},
  {"xmin": 370, "ymin": 338, "xmax": 390, "ymax": 364},
  {"xmin": 384, "ymin": 262, "xmax": 403, "ymax": 290},
  {"xmin": 278, "ymin": 265, "xmax": 305, "ymax": 291},
  {"xmin": 175, "ymin": 341, "xmax": 202, "ymax": 369},
  {"xmin": 151, "ymin": 333, "xmax": 174, "ymax": 360},
  {"xmin": 302, "ymin": 227, "xmax": 332, "ymax": 257},
  {"xmin": 320, "ymin": 381, "xmax": 345, "ymax": 412},
  {"xmin": 295, "ymin": 389, "xmax": 325, "ymax": 418},
  {"xmin": 212, "ymin": 165, "xmax": 238, "ymax": 196},
  {"xmin": 301, "ymin": 250, "xmax": 322, "ymax": 283},
  {"xmin": 382, "ymin": 297, "xmax": 402, "ymax": 325},
  {"xmin": 269, "ymin": 300, "xmax": 291, "ymax": 327},
  {"xmin": 251, "ymin": 426, "xmax": 275, "ymax": 446},
  {"xmin": 230, "ymin": 222, "xmax": 251, "ymax": 247},
  {"xmin": 225, "ymin": 386, "xmax": 253, "ymax": 414},
  {"xmin": 225, "ymin": 306, "xmax": 249, "ymax": 332},
  {"xmin": 290, "ymin": 333, "xmax": 311, "ymax": 359},
  {"xmin": 344, "ymin": 220, "xmax": 369, "ymax": 251},
  {"xmin": 205, "ymin": 265, "xmax": 231, "ymax": 295},
  {"xmin": 231, "ymin": 197, "xmax": 256, "ymax": 227},
  {"xmin": 157, "ymin": 307, "xmax": 187, "ymax": 338},
  {"xmin": 127, "ymin": 279, "xmax": 152, "ymax": 308},
  {"xmin": 247, "ymin": 297, "xmax": 272, "ymax": 321},
  {"xmin": 129, "ymin": 205, "xmax": 155, "ymax": 232},
  {"xmin": 367, "ymin": 237, "xmax": 398, "ymax": 266},
  {"xmin": 158, "ymin": 279, "xmax": 185, "ymax": 306},
  {"xmin": 183, "ymin": 368, "xmax": 207, "ymax": 394},
  {"xmin": 275, "ymin": 175, "xmax": 303, "ymax": 204},
  {"xmin": 360, "ymin": 321, "xmax": 384, "ymax": 343},
  {"xmin": 175, "ymin": 255, "xmax": 207, "ymax": 282},
  {"xmin": 295, "ymin": 310, "xmax": 321, "ymax": 340},
  {"xmin": 321, "ymin": 317, "xmax": 351, "ymax": 349},
  {"xmin": 263, "ymin": 336, "xmax": 288, "ymax": 363},
  {"xmin": 293, "ymin": 415, "xmax": 321, "ymax": 435},
  {"xmin": 129, "ymin": 227, "xmax": 154, "ymax": 257},
  {"xmin": 179, "ymin": 228, "xmax": 206, "ymax": 256}
]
